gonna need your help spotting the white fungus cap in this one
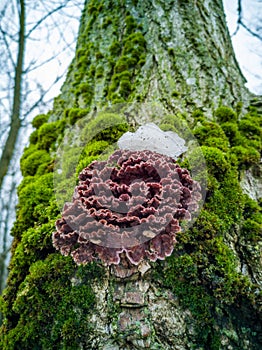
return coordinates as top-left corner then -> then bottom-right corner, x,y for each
117,122 -> 187,160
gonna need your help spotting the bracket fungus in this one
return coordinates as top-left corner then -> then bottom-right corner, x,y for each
53,148 -> 201,266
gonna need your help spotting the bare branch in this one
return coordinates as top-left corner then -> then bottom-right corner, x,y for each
239,19 -> 262,41
26,1 -> 71,38
0,26 -> 16,68
23,37 -> 76,74
21,69 -> 67,120
232,0 -> 242,37
0,0 -> 25,189
232,0 -> 262,41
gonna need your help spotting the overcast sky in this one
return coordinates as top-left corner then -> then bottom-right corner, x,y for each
223,0 -> 262,94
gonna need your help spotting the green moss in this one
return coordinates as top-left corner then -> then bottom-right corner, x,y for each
76,55 -> 90,70
11,173 -> 55,237
20,150 -> 51,177
246,139 -> 261,151
204,174 -> 220,198
209,107 -> 262,170
241,196 -> 262,243
107,30 -> 146,101
193,121 -> 228,148
154,255 -> 214,345
95,65 -> 104,78
138,55 -> 146,66
7,222 -> 55,283
168,47 -> 175,56
152,104 -> 260,346
109,40 -> 121,56
95,51 -> 103,60
125,15 -> 137,34
206,174 -> 244,227
2,254 -> 102,350
64,107 -> 89,125
111,96 -> 126,104
108,70 -> 131,98
123,32 -> 146,50
200,146 -> 229,181
32,114 -> 48,129
241,219 -> 261,242
28,129 -> 38,144
171,90 -> 180,98
76,48 -> 89,61
114,70 -> 132,82
153,107 -> 256,343
81,112 -> 128,143
158,123 -> 177,132
16,176 -> 34,196
101,17 -> 113,29
115,56 -> 137,73
19,144 -> 37,160
220,122 -> 240,145
202,136 -> 228,151
38,120 -> 65,150
89,64 -> 96,77
201,237 -> 251,304
154,198 -> 250,348
245,105 -> 261,122
214,106 -> 237,123
158,113 -> 193,140
184,210 -> 224,242
192,109 -> 205,121
119,79 -> 132,97
87,0 -> 101,15
76,155 -> 98,176
235,101 -> 243,116
114,57 -> 129,73
75,82 -> 93,99
238,118 -> 261,139
231,145 -> 260,169
82,140 -> 109,157
242,195 -> 262,221
76,140 -> 110,175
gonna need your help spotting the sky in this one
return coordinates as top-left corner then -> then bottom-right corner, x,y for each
223,0 -> 262,94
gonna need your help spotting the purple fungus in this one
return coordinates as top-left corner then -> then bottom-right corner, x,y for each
53,149 -> 201,266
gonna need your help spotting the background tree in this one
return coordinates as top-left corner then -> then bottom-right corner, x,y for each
0,0 -> 261,349
0,0 -> 83,293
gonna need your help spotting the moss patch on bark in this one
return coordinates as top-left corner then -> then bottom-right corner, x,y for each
1,102 -> 261,349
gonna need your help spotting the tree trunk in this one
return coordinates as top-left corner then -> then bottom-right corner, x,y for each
57,0 -> 251,114
0,0 -> 25,189
0,0 -> 25,297
0,1 -> 261,349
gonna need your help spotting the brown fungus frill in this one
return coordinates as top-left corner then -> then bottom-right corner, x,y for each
53,150 -> 201,266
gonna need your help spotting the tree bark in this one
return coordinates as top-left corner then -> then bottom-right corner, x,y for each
58,0 -> 251,114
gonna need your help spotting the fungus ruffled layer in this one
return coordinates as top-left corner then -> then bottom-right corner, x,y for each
53,149 -> 201,265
